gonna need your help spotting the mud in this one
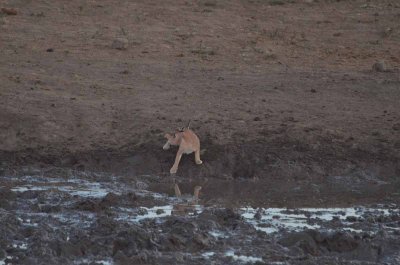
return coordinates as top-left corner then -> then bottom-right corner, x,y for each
0,171 -> 399,264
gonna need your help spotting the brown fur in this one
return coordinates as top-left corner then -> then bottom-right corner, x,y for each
163,129 -> 202,174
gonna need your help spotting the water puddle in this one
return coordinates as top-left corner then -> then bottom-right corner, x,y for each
115,204 -> 203,223
11,242 -> 28,250
112,203 -> 398,236
201,250 -> 263,263
75,258 -> 113,265
225,250 -> 263,263
3,175 -> 398,236
240,207 -> 398,234
9,176 -> 116,198
202,251 -> 215,258
1,173 -> 399,264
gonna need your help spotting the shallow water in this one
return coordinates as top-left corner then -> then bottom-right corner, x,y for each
9,176 -> 116,198
225,250 -> 263,263
1,174 -> 399,264
240,207 -> 395,234
4,175 -> 398,235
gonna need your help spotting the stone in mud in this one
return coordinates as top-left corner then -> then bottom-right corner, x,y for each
41,204 -> 61,213
138,250 -> 150,263
372,61 -> 387,72
113,251 -> 144,265
174,252 -> 184,262
0,17 -> 7,26
135,180 -> 149,190
127,191 -> 138,201
91,216 -> 120,235
1,8 -> 17,15
113,226 -> 156,255
74,199 -> 101,212
193,233 -> 213,248
112,38 -> 129,50
137,208 -> 148,215
51,240 -> 84,257
254,208 -> 264,220
18,190 -> 40,200
159,218 -> 215,252
278,231 -> 319,255
156,208 -> 165,215
0,188 -> 16,209
100,192 -> 119,207
376,229 -> 389,239
346,216 -> 358,222
196,214 -> 220,232
113,238 -> 138,257
206,208 -> 243,226
165,233 -> 187,249
309,230 -> 360,253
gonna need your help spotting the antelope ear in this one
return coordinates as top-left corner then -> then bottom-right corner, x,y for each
164,133 -> 172,139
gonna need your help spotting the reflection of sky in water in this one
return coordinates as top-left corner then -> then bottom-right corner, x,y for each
6,175 -> 399,237
16,211 -> 96,229
7,175 -> 168,200
225,250 -> 263,263
201,250 -> 263,263
116,205 -> 173,222
209,230 -> 229,238
76,258 -> 113,265
240,207 -> 396,234
202,251 -> 215,258
5,175 -> 399,265
115,204 -> 203,223
12,242 -> 28,250
11,181 -> 112,198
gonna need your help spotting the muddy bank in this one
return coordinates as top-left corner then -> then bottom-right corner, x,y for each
1,133 -> 399,206
2,134 -> 399,177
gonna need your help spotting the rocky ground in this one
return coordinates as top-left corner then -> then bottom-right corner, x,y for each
1,0 -> 400,264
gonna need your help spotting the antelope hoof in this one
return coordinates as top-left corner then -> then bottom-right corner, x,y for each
196,160 -> 203,165
170,167 -> 178,174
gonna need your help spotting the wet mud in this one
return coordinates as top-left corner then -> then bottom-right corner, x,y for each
1,170 -> 399,265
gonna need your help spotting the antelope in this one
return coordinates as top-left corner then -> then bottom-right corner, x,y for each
163,121 -> 202,174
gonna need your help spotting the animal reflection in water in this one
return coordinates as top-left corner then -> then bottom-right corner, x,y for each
171,184 -> 202,216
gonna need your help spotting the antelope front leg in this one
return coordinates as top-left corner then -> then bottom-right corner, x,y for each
195,149 -> 203,165
170,149 -> 183,174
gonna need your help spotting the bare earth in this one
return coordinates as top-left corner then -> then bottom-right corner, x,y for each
0,0 -> 400,264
